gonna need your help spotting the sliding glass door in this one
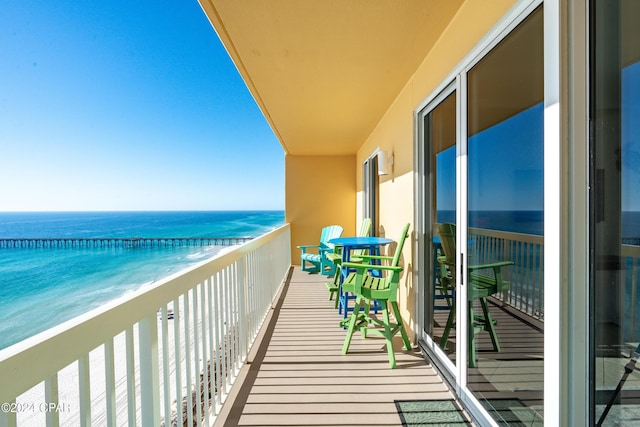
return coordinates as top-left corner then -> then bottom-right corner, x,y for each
466,6 -> 544,423
417,3 -> 545,425
591,1 -> 640,425
419,85 -> 458,369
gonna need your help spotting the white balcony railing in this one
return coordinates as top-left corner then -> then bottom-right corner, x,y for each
468,227 -> 545,321
466,229 -> 640,342
0,224 -> 291,427
621,243 -> 640,342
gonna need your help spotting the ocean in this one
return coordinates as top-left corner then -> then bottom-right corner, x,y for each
438,209 -> 640,240
4,209 -> 640,351
438,210 -> 544,236
0,211 -> 284,350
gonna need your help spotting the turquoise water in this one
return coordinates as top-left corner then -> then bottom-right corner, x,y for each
0,211 -> 284,350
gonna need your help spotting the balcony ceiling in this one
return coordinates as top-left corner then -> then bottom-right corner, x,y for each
199,0 -> 464,156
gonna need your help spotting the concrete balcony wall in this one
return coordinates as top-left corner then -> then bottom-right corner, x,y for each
285,154 -> 356,264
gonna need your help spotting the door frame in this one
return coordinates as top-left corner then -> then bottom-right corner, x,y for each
413,0 -> 554,425
414,79 -> 459,378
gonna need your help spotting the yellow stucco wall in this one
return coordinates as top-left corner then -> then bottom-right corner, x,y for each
285,155 -> 357,263
356,0 -> 517,337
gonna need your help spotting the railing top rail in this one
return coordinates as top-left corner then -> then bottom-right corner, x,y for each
0,223 -> 291,403
467,226 -> 544,245
622,243 -> 640,257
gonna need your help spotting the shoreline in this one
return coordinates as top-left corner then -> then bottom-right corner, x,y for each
0,244 -> 239,352
11,245 -> 240,425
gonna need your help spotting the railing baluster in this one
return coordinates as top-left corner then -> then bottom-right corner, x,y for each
519,240 -> 526,312
78,354 -> 91,427
183,291 -> 193,427
536,243 -> 542,316
226,265 -> 233,379
207,276 -> 218,414
256,252 -> 262,333
244,254 -> 255,342
201,279 -> 211,425
245,254 -> 253,343
235,261 -> 242,372
104,339 -> 116,427
512,240 -> 520,311
522,241 -> 528,312
238,258 -> 247,363
192,286 -> 202,427
521,240 -> 528,312
527,241 -> 535,313
255,251 -> 262,318
490,235 -> 497,263
631,259 -> 637,343
223,267 -> 231,394
230,264 -> 237,382
621,264 -> 629,341
173,297 -> 183,427
232,263 -> 240,375
138,314 -> 160,427
125,327 -> 137,427
213,272 -> 226,406
44,374 -> 59,427
524,241 -> 532,314
160,305 -> 171,427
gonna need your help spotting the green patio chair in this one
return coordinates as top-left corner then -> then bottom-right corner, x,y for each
437,222 -> 514,368
325,218 -> 372,304
340,223 -> 411,369
297,225 -> 343,275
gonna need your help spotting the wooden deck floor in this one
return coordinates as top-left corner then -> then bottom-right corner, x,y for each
214,267 -> 474,427
433,297 -> 545,424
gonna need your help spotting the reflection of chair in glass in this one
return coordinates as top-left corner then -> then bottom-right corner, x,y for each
437,223 -> 513,368
325,218 -> 372,304
298,225 -> 343,275
433,236 -> 454,314
340,223 -> 411,369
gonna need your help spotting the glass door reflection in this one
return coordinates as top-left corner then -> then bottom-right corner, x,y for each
466,5 -> 545,424
591,1 -> 640,425
425,90 -> 458,367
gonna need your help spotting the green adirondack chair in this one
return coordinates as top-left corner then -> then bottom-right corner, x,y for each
325,218 -> 372,304
340,223 -> 411,369
297,225 -> 343,275
437,222 -> 514,368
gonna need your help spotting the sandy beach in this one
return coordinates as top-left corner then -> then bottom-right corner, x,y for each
13,245 -> 241,426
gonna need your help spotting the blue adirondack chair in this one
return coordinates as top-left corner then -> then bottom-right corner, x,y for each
298,225 -> 343,275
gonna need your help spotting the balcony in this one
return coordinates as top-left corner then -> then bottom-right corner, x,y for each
212,267 -> 467,426
0,224 -> 560,426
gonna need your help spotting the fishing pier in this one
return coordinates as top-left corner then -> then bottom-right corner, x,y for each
0,237 -> 253,249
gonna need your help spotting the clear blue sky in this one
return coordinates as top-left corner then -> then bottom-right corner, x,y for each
436,103 -> 544,212
623,62 -> 640,211
0,0 -> 284,211
437,62 -> 640,213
